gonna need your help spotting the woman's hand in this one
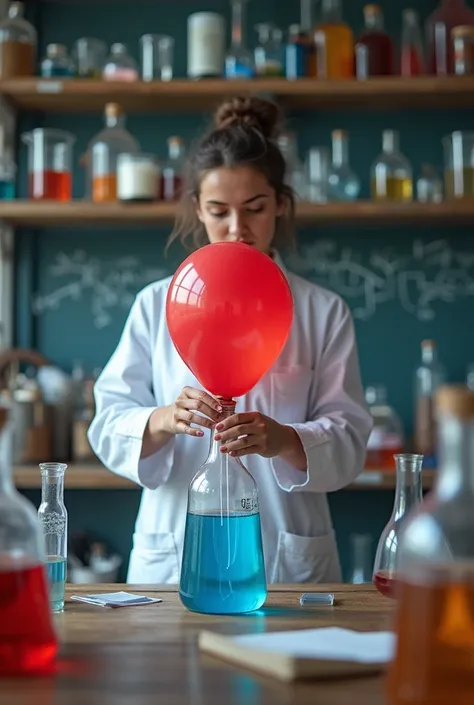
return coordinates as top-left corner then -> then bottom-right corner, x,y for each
162,386 -> 223,437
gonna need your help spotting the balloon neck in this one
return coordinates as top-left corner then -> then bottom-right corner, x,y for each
217,397 -> 236,417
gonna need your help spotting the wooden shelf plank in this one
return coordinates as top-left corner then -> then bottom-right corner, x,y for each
13,463 -> 436,491
1,200 -> 473,227
1,76 -> 474,112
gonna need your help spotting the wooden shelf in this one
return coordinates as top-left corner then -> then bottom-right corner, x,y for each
1,200 -> 474,228
1,76 -> 474,113
13,463 -> 436,491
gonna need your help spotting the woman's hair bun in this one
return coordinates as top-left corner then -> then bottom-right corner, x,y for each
214,96 -> 282,139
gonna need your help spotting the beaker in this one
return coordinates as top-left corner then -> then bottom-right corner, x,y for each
38,463 -> 68,613
373,453 -> 424,598
72,37 -> 107,78
140,34 -> 174,82
22,128 -> 75,201
179,399 -> 267,615
443,131 -> 474,200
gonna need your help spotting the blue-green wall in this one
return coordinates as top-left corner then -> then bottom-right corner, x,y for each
13,0 -> 474,580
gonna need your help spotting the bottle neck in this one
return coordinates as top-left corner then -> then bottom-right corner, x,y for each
106,114 -> 123,129
321,0 -> 342,24
436,416 -> 474,498
231,0 -> 245,48
392,455 -> 423,521
205,400 -> 236,463
168,141 -> 183,161
332,133 -> 348,167
40,466 -> 66,507
422,344 -> 436,365
382,130 -> 398,154
365,11 -> 384,31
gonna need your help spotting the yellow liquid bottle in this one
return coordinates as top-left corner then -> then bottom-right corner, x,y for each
314,0 -> 354,79
371,129 -> 413,202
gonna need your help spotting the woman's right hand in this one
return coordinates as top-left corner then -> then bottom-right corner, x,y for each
163,387 -> 223,437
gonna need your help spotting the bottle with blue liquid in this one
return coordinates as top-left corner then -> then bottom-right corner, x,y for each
225,0 -> 255,79
38,463 -> 68,613
0,124 -> 16,200
179,399 -> 267,614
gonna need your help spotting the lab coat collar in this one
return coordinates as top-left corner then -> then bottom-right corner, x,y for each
270,249 -> 288,278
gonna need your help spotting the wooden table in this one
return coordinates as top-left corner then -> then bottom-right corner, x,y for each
2,584 -> 395,705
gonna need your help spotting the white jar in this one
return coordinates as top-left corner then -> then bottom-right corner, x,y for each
187,12 -> 225,78
117,153 -> 159,202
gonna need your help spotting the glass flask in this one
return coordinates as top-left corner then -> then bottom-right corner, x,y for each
306,146 -> 330,203
40,43 -> 75,78
277,132 -> 307,201
400,9 -> 425,76
140,34 -> 174,81
328,129 -> 360,201
86,102 -> 140,202
357,3 -> 394,76
160,136 -> 185,201
414,339 -> 445,468
443,131 -> 474,200
225,0 -> 255,78
416,163 -> 443,203
22,128 -> 75,201
179,399 -> 267,615
314,0 -> 354,79
0,403 -> 58,677
0,1 -> 36,79
365,385 -> 404,471
373,453 -> 424,599
102,43 -> 138,81
72,37 -> 107,78
426,0 -> 474,75
38,463 -> 68,614
254,23 -> 284,76
371,130 -> 413,202
348,533 -> 373,584
387,385 -> 474,705
0,124 -> 16,200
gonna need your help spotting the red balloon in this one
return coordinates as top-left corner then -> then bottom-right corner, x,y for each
166,242 -> 293,399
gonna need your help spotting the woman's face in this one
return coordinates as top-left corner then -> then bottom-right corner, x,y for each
196,165 -> 285,255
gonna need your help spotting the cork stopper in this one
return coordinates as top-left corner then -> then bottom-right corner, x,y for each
452,25 -> 474,38
364,4 -> 381,14
105,103 -> 122,118
436,384 -> 474,420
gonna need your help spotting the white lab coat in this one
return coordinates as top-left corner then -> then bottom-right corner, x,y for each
88,251 -> 372,585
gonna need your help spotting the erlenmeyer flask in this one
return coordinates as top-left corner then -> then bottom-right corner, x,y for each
179,399 -> 267,614
0,402 -> 57,676
373,453 -> 424,598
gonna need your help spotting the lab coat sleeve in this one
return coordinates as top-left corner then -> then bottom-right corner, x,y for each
271,298 -> 373,493
87,289 -> 175,490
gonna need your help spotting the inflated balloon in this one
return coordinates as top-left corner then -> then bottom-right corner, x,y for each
166,242 -> 293,399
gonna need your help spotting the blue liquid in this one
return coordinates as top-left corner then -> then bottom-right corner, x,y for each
0,181 -> 14,200
180,512 -> 267,614
46,556 -> 66,612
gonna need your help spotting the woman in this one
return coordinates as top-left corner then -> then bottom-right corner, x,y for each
88,96 -> 373,585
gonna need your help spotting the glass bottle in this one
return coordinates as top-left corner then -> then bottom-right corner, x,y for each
161,136 -> 185,201
102,43 -> 138,81
285,24 -> 312,79
254,23 -> 284,76
400,9 -> 425,76
416,163 -> 443,203
40,43 -> 75,78
277,132 -> 307,201
443,131 -> 474,200
86,102 -> 140,203
179,399 -> 267,614
365,385 -> 404,471
387,385 -> 474,705
348,533 -> 373,584
414,339 -> 445,469
371,130 -> 413,202
0,124 -> 16,200
38,463 -> 68,613
306,146 -> 330,203
357,4 -> 394,76
0,1 -> 36,79
373,453 -> 424,599
225,0 -> 255,79
314,0 -> 354,79
426,0 -> 474,75
72,37 -> 107,79
467,362 -> 474,391
22,128 -> 75,201
187,12 -> 225,79
327,129 -> 360,201
0,403 -> 58,677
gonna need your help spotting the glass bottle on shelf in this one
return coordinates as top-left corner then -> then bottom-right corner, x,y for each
0,1 -> 36,79
300,0 -> 317,76
40,43 -> 75,78
0,403 -> 58,677
348,533 -> 373,584
400,9 -> 425,76
414,339 -> 445,469
387,386 -> 474,705
38,463 -> 68,613
327,129 -> 360,201
22,128 -> 75,201
365,385 -> 404,471
416,163 -> 443,203
86,102 -> 140,203
314,0 -> 354,79
426,0 -> 474,75
179,399 -> 267,614
187,12 -> 225,79
356,4 -> 394,76
306,146 -> 330,203
0,124 -> 16,200
225,0 -> 255,79
277,132 -> 307,201
102,43 -> 138,81
72,37 -> 107,79
285,24 -> 312,79
254,23 -> 284,76
161,136 -> 185,201
443,130 -> 474,199
373,453 -> 424,599
371,130 -> 413,202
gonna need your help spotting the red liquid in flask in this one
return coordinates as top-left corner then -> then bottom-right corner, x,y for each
373,569 -> 398,599
161,171 -> 183,201
0,561 -> 58,676
29,170 -> 72,201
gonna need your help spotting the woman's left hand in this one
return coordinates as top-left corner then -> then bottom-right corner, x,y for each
214,411 -> 301,463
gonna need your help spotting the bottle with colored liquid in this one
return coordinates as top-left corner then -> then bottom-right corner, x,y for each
371,129 -> 413,202
388,385 -> 474,705
161,136 -> 185,201
400,9 -> 425,76
40,43 -> 75,78
225,0 -> 255,78
0,123 -> 15,200
372,453 -> 424,599
314,0 -> 354,79
425,0 -> 474,75
38,463 -> 68,613
0,402 -> 58,677
254,23 -> 284,76
22,128 -> 75,201
179,398 -> 267,614
356,4 -> 394,76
